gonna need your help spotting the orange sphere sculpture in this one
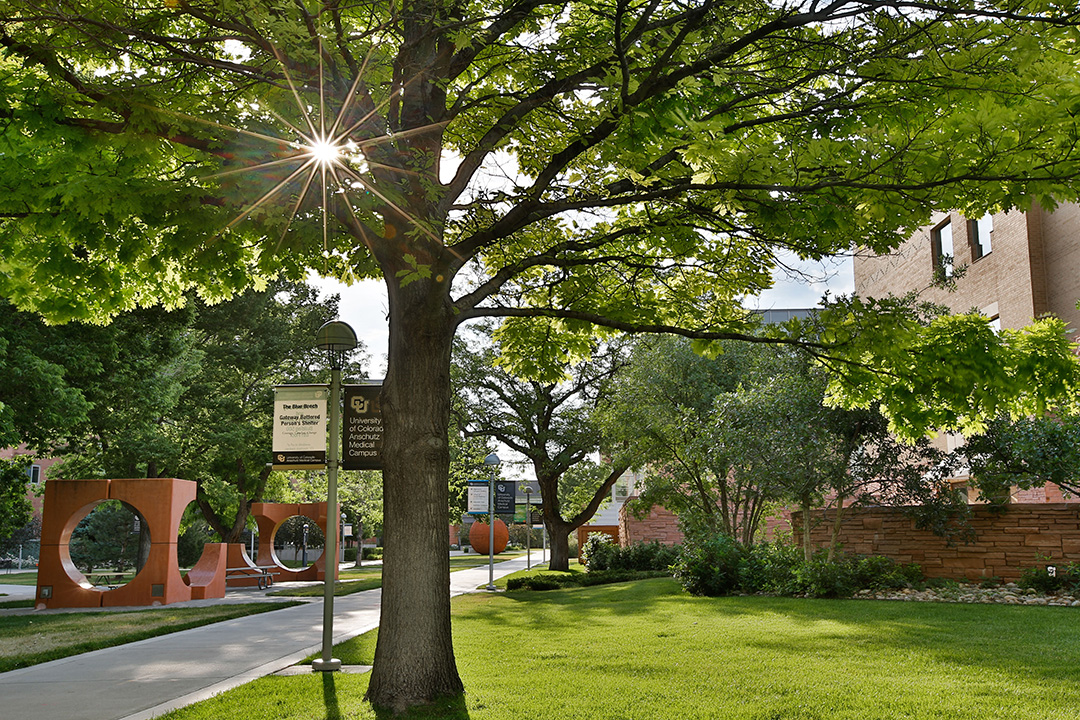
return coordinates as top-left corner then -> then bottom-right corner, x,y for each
469,518 -> 509,554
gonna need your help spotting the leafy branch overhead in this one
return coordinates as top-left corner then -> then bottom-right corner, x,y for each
6,0 -> 1080,712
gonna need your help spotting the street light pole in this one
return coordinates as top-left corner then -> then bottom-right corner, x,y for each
313,320 -> 357,673
523,485 -> 534,571
483,453 -> 501,590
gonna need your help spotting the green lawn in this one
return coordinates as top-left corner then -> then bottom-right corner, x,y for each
0,571 -> 39,586
157,577 -> 1080,719
270,553 -> 528,597
0,601 -> 300,673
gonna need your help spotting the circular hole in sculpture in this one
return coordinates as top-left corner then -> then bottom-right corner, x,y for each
273,515 -> 325,569
177,505 -> 216,576
67,500 -> 149,590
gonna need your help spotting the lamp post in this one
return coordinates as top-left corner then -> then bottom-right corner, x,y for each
313,320 -> 357,673
340,512 -> 347,563
483,452 -> 501,590
302,522 -> 309,566
522,485 -> 534,570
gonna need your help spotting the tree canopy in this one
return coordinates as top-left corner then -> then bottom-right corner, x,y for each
453,325 -> 635,570
5,0 -> 1080,711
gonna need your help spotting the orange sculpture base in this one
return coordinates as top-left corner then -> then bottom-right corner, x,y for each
36,478 -> 201,609
35,478 -> 337,609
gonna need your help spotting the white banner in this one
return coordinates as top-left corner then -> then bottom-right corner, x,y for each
272,385 -> 328,469
467,482 -> 489,514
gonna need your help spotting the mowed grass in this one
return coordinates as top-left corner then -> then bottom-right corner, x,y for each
270,553 -> 527,597
0,571 -> 39,586
157,577 -> 1080,720
0,601 -> 299,673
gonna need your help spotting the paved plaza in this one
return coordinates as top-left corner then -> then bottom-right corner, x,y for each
0,552 -> 541,720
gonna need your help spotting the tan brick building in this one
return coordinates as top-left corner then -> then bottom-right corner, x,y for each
855,202 -> 1080,503
854,203 -> 1080,334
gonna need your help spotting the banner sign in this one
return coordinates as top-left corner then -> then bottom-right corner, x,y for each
272,385 -> 327,469
494,480 -> 516,515
467,481 -> 489,515
343,384 -> 384,470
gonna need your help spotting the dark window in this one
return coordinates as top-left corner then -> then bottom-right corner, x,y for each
968,214 -> 993,260
932,219 -> 953,277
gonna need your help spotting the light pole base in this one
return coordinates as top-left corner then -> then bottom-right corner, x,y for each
312,658 -> 342,672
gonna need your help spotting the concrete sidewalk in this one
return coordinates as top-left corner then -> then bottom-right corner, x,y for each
0,551 -> 544,720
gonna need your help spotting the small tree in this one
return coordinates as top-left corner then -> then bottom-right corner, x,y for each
0,458 -> 34,547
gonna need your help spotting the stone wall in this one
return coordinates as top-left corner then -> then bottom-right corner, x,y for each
619,504 -> 682,546
792,504 -> 1080,581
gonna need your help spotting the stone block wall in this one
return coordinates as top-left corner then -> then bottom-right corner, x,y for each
620,504 -> 682,546
792,504 -> 1080,581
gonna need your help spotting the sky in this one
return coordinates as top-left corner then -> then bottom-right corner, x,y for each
314,253 -> 855,379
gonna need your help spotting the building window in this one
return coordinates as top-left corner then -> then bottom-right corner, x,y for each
931,219 -> 954,277
968,214 -> 993,260
26,464 -> 41,485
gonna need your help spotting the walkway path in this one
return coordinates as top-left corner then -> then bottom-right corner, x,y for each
0,552 -> 543,720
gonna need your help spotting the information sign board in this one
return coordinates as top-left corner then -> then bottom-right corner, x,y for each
343,384 -> 384,470
272,385 -> 327,469
467,481 -> 489,515
494,480 -> 516,515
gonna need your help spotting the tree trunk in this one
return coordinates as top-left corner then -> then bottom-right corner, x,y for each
136,521 -> 151,573
547,518 -> 575,572
800,494 -> 813,563
366,277 -> 462,712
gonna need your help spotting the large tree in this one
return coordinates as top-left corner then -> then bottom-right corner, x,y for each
454,326 -> 634,571
4,1 -> 1080,711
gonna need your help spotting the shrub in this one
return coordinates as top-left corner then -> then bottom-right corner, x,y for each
852,555 -> 921,591
580,533 -> 617,571
794,555 -> 858,598
1017,562 -> 1080,594
506,570 -> 669,591
582,540 -> 680,573
507,575 -> 569,591
672,534 -> 744,597
739,540 -> 802,595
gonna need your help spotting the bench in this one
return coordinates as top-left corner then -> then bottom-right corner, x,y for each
89,573 -> 126,589
225,566 -> 275,589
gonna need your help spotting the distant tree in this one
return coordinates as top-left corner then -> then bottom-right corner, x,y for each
0,458 -> 34,547
606,337 -> 968,554
68,500 -> 141,575
601,337 -> 766,544
453,327 -> 636,571
50,281 -> 364,544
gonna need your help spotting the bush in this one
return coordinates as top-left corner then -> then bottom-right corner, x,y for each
343,547 -> 357,562
672,534 -> 744,597
581,539 -> 680,573
1018,562 -> 1080,594
739,540 -> 803,595
852,555 -> 922,591
794,555 -> 858,598
580,533 -> 617,571
506,569 -> 671,592
507,575 -> 570,591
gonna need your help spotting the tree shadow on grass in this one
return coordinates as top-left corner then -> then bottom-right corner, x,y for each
464,579 -> 1080,692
